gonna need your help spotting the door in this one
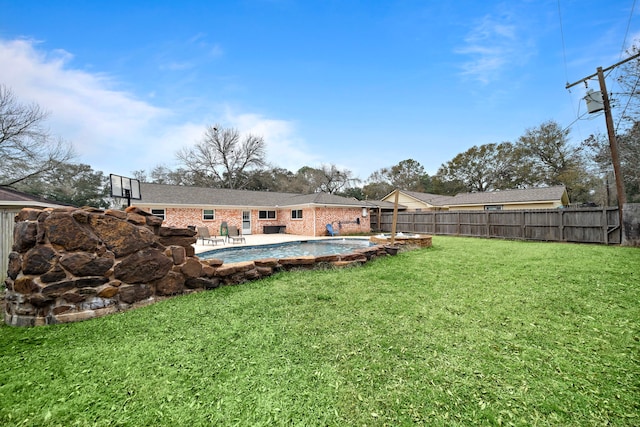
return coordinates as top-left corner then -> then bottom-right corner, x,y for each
242,210 -> 252,235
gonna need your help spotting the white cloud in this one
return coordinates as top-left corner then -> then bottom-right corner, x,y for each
0,38 -> 312,177
456,10 -> 533,84
222,109 -> 319,171
0,38 -> 170,174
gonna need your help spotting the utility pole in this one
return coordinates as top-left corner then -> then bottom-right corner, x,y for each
566,52 -> 640,228
596,66 -> 626,208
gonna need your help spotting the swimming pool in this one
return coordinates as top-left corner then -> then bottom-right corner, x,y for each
198,239 -> 374,264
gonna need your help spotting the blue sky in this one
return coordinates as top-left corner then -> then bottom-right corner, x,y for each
1,0 -> 638,183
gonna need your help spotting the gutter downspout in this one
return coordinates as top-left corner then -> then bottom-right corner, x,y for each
313,205 -> 317,236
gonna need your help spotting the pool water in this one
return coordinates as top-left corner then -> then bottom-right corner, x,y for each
198,239 -> 374,264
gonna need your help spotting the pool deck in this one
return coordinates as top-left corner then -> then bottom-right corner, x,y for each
193,234 -> 363,255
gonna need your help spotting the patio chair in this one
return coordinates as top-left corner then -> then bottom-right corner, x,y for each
196,226 -> 225,245
227,225 -> 246,244
326,223 -> 339,236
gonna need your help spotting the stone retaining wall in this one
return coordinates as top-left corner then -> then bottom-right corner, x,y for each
369,234 -> 433,247
4,206 -> 391,326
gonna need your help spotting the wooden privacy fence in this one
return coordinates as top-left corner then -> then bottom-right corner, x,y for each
1,209 -> 20,285
370,207 -> 621,245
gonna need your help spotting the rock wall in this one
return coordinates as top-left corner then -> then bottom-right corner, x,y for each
4,206 -> 389,326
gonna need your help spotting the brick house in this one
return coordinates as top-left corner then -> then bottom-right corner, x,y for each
134,183 -> 375,237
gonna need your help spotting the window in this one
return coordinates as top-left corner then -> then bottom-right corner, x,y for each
484,205 -> 503,211
258,210 -> 276,219
151,208 -> 165,220
202,209 -> 215,220
291,209 -> 303,219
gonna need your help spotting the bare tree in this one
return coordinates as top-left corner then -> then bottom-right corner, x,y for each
176,124 -> 267,189
291,164 -> 357,194
318,164 -> 358,194
0,84 -> 74,186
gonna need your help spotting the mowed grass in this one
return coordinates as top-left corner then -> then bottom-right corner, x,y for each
1,236 -> 639,426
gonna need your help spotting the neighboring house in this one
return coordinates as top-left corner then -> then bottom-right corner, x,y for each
379,191 -> 448,211
381,186 -> 570,211
1,186 -> 66,284
135,183 -> 375,237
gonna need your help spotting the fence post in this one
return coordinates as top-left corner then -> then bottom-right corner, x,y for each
602,207 -> 608,245
485,211 -> 490,237
433,211 -> 436,234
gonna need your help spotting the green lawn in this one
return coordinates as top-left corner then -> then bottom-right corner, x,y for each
1,236 -> 638,426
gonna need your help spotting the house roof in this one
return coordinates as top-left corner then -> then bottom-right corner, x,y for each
137,183 -> 374,208
383,186 -> 569,208
366,199 -> 404,210
445,186 -> 569,207
397,190 -> 455,207
0,186 -> 65,209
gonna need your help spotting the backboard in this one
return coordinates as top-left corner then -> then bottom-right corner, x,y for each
110,174 -> 141,202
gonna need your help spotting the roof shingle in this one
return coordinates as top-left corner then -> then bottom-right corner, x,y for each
138,183 -> 371,208
446,186 -> 568,206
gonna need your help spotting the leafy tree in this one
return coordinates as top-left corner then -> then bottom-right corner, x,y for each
289,166 -> 325,194
362,180 -> 394,200
176,124 -> 266,189
517,121 -> 578,185
0,84 -> 74,186
429,175 -> 468,196
388,159 -> 428,191
338,187 -> 365,200
242,167 -> 296,192
435,143 -> 506,192
431,121 -> 597,202
517,120 -> 595,202
617,122 -> 640,201
15,163 -> 110,208
583,123 -> 640,203
363,159 -> 429,199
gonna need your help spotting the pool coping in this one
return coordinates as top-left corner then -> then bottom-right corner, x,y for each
193,234 -> 365,255
197,237 -> 374,262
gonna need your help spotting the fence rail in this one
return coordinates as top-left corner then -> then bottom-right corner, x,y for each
370,207 -> 621,245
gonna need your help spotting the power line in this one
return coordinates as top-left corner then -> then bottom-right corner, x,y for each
614,68 -> 640,132
557,0 -> 570,86
614,0 -> 639,132
562,110 -> 595,134
619,0 -> 637,60
557,0 -> 586,140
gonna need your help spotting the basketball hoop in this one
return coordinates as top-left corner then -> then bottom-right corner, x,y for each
109,174 -> 141,207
